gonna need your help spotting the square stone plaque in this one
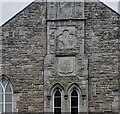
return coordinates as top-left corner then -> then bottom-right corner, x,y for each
57,56 -> 76,76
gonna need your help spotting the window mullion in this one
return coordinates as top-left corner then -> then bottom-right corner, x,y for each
3,86 -> 5,112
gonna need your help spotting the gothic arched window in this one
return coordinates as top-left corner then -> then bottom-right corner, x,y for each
0,79 -> 13,113
71,89 -> 79,114
54,90 -> 61,114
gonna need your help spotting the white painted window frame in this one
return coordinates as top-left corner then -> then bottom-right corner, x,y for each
53,89 -> 62,113
0,80 -> 13,113
70,89 -> 80,113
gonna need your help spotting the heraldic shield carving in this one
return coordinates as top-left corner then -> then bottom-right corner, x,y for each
57,57 -> 75,76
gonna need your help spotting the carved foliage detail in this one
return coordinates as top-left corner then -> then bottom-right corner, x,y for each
57,29 -> 76,49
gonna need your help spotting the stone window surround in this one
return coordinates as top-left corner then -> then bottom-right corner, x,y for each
47,83 -> 85,112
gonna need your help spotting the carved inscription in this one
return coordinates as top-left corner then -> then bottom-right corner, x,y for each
57,57 -> 75,76
57,28 -> 76,49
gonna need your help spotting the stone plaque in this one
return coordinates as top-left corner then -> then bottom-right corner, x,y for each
56,27 -> 76,49
57,57 -> 75,76
58,2 -> 75,19
47,2 -> 84,19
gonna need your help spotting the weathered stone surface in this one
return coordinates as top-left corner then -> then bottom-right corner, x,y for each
47,2 -> 84,19
56,27 -> 76,49
85,1 -> 120,112
1,2 -> 46,112
1,1 -> 120,113
57,56 -> 76,76
44,2 -> 88,113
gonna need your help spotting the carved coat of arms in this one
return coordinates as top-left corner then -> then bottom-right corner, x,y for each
57,57 -> 75,76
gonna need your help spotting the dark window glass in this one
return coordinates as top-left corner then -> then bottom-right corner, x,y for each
55,90 -> 61,96
71,97 -> 78,106
71,89 -> 78,96
55,98 -> 61,107
71,108 -> 78,114
54,90 -> 61,114
54,108 -> 61,114
71,89 -> 78,114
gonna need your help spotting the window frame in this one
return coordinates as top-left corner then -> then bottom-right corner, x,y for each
53,89 -> 62,113
0,80 -> 13,113
70,89 -> 79,113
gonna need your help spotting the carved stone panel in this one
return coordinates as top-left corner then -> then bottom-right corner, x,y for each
57,57 -> 76,76
47,2 -> 57,19
47,2 -> 84,19
58,2 -> 75,19
56,27 -> 76,49
47,21 -> 84,54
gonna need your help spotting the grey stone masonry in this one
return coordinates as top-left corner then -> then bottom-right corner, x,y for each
44,2 -> 88,113
85,1 -> 120,112
1,0 -> 120,113
1,2 -> 46,112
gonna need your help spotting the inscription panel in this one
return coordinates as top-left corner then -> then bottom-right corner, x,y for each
57,57 -> 76,76
47,2 -> 84,19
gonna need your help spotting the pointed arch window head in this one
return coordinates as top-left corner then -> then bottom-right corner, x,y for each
0,78 -> 13,113
54,90 -> 61,114
71,89 -> 78,114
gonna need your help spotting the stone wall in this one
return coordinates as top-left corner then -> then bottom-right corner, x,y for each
1,2 -> 46,112
44,2 -> 88,113
1,1 -> 120,113
85,1 -> 120,112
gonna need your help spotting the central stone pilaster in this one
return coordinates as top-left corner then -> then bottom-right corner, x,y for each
44,1 -> 88,113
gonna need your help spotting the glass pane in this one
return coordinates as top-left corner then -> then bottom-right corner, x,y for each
0,85 -> 3,92
71,90 -> 78,113
71,97 -> 78,106
5,104 -> 12,112
5,94 -> 12,102
0,93 -> 3,102
54,98 -> 61,107
55,90 -> 61,96
0,104 -> 3,113
6,85 -> 12,92
71,90 -> 78,96
54,90 -> 61,108
54,108 -> 61,114
2,80 -> 7,87
71,108 -> 78,114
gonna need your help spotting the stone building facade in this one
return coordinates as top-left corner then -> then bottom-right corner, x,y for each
0,0 -> 120,113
